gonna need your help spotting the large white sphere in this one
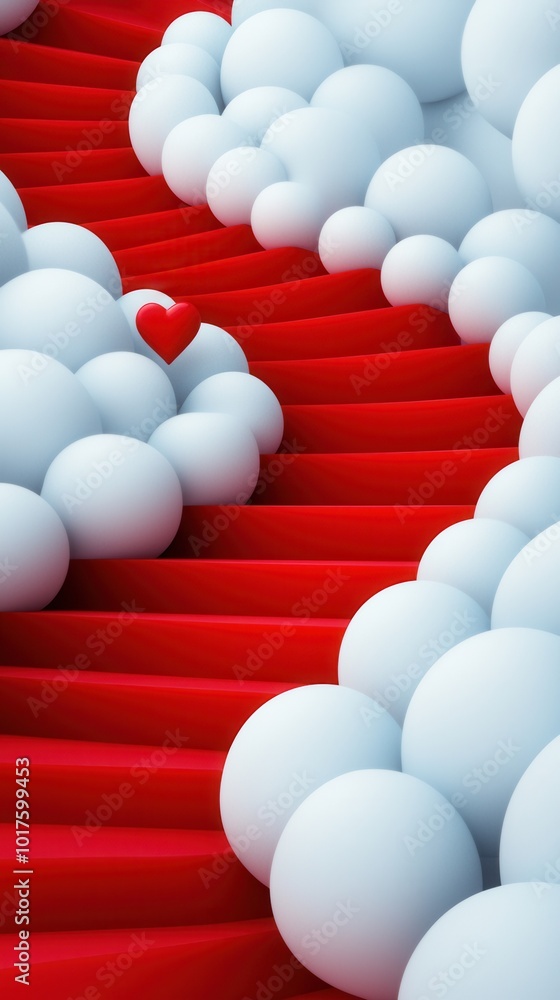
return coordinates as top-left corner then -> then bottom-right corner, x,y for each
338,580 -> 489,727
129,75 -> 218,176
41,434 -> 183,558
181,371 -> 283,454
162,114 -> 248,206
162,11 -> 232,64
0,0 -> 39,35
511,318 -> 560,417
311,65 -> 424,162
448,257 -> 545,344
231,0 -> 324,27
148,412 -> 260,506
0,169 -> 27,231
0,484 -> 69,612
206,147 -> 287,226
318,206 -> 396,274
0,203 -> 28,287
22,223 -> 122,297
271,769 -> 481,1000
500,736 -> 560,886
365,145 -> 491,247
475,457 -> 560,539
417,518 -> 529,616
489,311 -> 552,394
220,685 -> 401,886
399,883 -> 560,1000
381,235 -> 462,311
222,87 -> 308,145
513,66 -> 560,224
0,349 -> 101,492
402,627 -> 560,856
492,523 -> 560,635
220,10 -> 343,105
136,44 -> 221,107
0,269 -> 133,370
75,352 -> 176,442
519,377 -> 560,460
251,181 -> 326,252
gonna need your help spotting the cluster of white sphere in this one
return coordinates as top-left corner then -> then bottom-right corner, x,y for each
0,171 -> 283,611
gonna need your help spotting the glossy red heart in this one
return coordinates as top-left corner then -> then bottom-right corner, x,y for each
136,301 -> 202,364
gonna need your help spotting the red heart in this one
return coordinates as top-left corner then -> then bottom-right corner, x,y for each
136,302 -> 202,364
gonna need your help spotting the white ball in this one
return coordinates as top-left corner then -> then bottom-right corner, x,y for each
222,86 -> 308,145
501,736 -> 560,886
271,769 -> 481,1000
399,883 -> 560,1000
318,207 -> 396,274
0,203 -> 28,287
231,0 -> 324,27
0,483 -> 69,611
0,349 -> 101,492
448,257 -> 546,344
148,412 -> 260,505
311,65 -> 424,162
75,352 -> 176,442
338,580 -> 489,727
381,235 -> 462,311
220,10 -> 343,105
402,627 -> 560,856
365,145 -> 491,247
511,318 -> 560,417
462,0 -> 560,137
41,434 -> 183,558
162,114 -> 248,206
489,311 -> 552,394
0,169 -> 27,231
251,181 -> 326,252
0,269 -> 133,370
417,518 -> 530,616
136,44 -> 221,107
129,75 -> 218,176
492,522 -> 560,635
475,457 -> 560,539
519,377 -> 560,460
513,65 -> 560,225
162,11 -> 232,64
22,223 -> 122,297
181,371 -> 283,454
220,684 -> 401,886
0,0 -> 39,35
117,288 -> 174,335
206,147 -> 287,226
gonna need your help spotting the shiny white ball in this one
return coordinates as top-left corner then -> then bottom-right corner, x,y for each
0,203 -> 28,287
492,522 -> 560,635
222,86 -> 308,145
22,222 -> 121,297
75,352 -> 176,442
162,11 -> 232,64
0,483 -> 69,612
251,181 -> 326,252
181,371 -> 283,454
318,207 -> 396,274
381,235 -> 462,311
500,735 -> 560,886
489,311 -> 551,394
513,65 -> 560,225
136,44 -> 221,107
129,75 -> 218,176
475,457 -> 560,539
0,169 -> 27,231
519,377 -> 560,460
0,0 -> 39,35
511,318 -> 560,417
206,147 -> 287,227
162,114 -> 248,206
448,257 -> 545,344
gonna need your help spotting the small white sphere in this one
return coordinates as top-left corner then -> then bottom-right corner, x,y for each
0,203 -> 28,287
0,0 -> 39,35
136,44 -> 221,107
148,411 -> 260,505
500,736 -> 560,886
0,169 -> 27,231
41,434 -> 183,558
381,235 -> 462,311
162,114 -> 248,206
365,145 -> 491,247
220,684 -> 401,885
0,483 -> 69,612
0,349 -> 101,492
448,257 -> 545,344
311,65 -> 424,162
22,223 -> 122,297
492,522 -> 560,635
129,75 -> 218,176
513,65 -> 560,225
181,371 -> 283,454
519,377 -> 560,460
251,181 -> 326,252
399,883 -> 560,1000
511,318 -> 560,417
220,10 -> 343,105
0,269 -> 133,370
417,518 -> 530,615
222,86 -> 308,145
402,627 -> 560,856
206,147 -> 287,226
162,11 -> 232,64
338,580 -> 489,727
475,457 -> 560,539
271,769 -> 481,1000
75,352 -> 176,442
489,311 -> 552,394
117,288 -> 174,337
318,207 -> 396,274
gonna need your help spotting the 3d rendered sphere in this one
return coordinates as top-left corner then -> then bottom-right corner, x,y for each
475,456 -> 560,539
489,311 -> 551,394
519,377 -> 560,460
0,0 -> 39,35
22,222 -> 122,297
380,235 -> 462,311
251,181 -> 326,252
222,86 -> 308,145
181,371 -> 284,454
501,735 -> 560,887
206,147 -> 287,226
492,521 -> 560,636
129,74 -> 218,176
448,257 -> 545,344
0,168 -> 27,231
319,207 -> 396,274
0,483 -> 69,612
162,114 -> 248,205
75,352 -> 177,442
136,44 -> 222,107
513,66 -> 560,225
510,317 -> 560,417
162,11 -> 232,63
0,202 -> 28,288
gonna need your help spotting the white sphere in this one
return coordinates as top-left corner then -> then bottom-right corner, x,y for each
475,457 -> 560,539
492,522 -> 560,635
41,434 -> 183,558
75,352 -> 176,442
22,223 -> 122,297
318,207 -> 396,274
519,377 -> 560,460
181,371 -> 283,454
448,257 -> 545,344
206,147 -> 287,227
511,318 -> 560,417
251,181 -> 326,252
399,883 -> 560,1000
0,269 -> 133,370
311,65 -> 424,162
513,66 -> 560,225
500,736 -> 560,886
148,412 -> 260,505
271,769 -> 481,1000
162,114 -> 248,206
417,518 -> 529,616
0,169 -> 27,231
381,235 -> 462,311
402,627 -> 560,856
0,349 -> 101,492
0,483 -> 69,611
0,203 -> 28,287
222,86 -> 308,145
220,10 -> 343,105
220,684 -> 401,886
365,145 -> 491,247
117,288 -> 174,336
231,0 -> 324,27
0,0 -> 39,35
462,0 -> 560,137
489,311 -> 552,394
338,580 -> 489,727
136,44 -> 221,107
162,11 -> 232,64
129,75 -> 218,176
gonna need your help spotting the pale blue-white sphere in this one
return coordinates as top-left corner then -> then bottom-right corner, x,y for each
0,483 -> 69,611
251,180 -> 326,252
448,257 -> 545,343
492,521 -> 560,635
162,114 -> 248,205
519,376 -> 560,460
475,457 -> 560,538
319,207 -> 396,274
511,317 -> 560,416
0,203 -> 28,287
500,736 -> 560,887
75,352 -> 177,442
162,11 -> 232,63
181,371 -> 283,454
0,168 -> 27,231
22,222 -> 122,297
206,147 -> 287,226
129,75 -> 218,176
381,235 -> 462,311
222,86 -> 308,145
489,311 -> 551,394
136,44 -> 222,107
512,66 -> 560,223
0,0 -> 39,35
